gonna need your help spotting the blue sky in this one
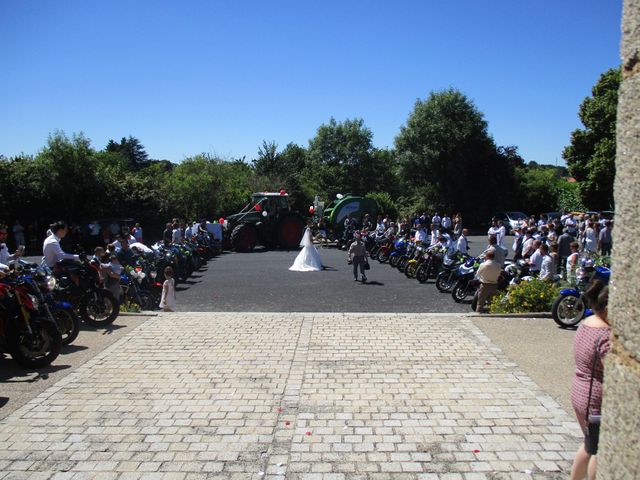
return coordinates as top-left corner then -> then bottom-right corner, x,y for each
0,1 -> 622,165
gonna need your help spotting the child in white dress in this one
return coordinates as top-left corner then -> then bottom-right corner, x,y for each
159,266 -> 177,312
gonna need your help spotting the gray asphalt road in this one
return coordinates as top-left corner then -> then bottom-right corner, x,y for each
177,235 -> 491,313
0,315 -> 149,420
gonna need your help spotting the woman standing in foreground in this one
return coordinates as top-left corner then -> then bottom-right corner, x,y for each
570,280 -> 610,480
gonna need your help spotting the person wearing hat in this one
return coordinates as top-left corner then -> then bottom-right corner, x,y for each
347,232 -> 369,282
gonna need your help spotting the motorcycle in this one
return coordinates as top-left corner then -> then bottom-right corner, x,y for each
551,259 -> 611,328
388,237 -> 408,268
120,266 -> 160,311
17,261 -> 80,345
451,257 -> 481,303
52,258 -> 120,327
415,244 -> 448,283
435,251 -> 469,292
0,275 -> 62,368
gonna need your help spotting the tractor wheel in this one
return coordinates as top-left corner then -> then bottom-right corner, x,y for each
277,215 -> 305,250
231,224 -> 257,252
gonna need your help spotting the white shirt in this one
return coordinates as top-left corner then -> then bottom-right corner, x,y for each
431,215 -> 441,227
529,249 -> 543,272
430,230 -> 440,246
585,228 -> 597,252
496,226 -> 506,247
540,254 -> 554,280
43,235 -> 79,268
0,243 -> 18,265
522,237 -> 534,255
185,226 -> 193,239
172,228 -> 183,243
414,228 -> 427,243
113,234 -> 136,252
456,235 -> 468,253
488,226 -> 499,238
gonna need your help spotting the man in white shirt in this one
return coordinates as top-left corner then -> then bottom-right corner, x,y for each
429,224 -> 440,246
475,250 -> 502,312
441,214 -> 452,234
184,222 -> 194,240
456,228 -> 469,253
43,221 -> 80,268
539,243 -> 555,281
431,213 -> 441,230
414,224 -> 427,243
527,240 -> 544,275
0,224 -> 22,265
496,221 -> 507,248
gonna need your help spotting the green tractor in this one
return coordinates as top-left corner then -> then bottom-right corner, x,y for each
225,192 -> 306,252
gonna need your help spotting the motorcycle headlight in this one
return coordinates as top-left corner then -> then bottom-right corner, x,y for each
46,276 -> 57,291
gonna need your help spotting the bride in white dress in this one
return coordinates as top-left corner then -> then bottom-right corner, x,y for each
289,227 -> 323,272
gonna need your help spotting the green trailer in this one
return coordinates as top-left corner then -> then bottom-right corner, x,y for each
321,195 -> 379,234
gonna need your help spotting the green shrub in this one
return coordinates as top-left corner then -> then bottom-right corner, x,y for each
488,278 -> 561,314
120,300 -> 141,313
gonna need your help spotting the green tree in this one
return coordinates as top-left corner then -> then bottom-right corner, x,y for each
307,117 -> 378,198
395,89 -> 518,222
514,165 -> 564,215
106,136 -> 150,170
562,68 -> 620,210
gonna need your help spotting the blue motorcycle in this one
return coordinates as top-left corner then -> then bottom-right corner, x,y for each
17,260 -> 80,345
551,260 -> 611,328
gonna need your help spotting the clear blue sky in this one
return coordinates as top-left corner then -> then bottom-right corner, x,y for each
0,0 -> 622,165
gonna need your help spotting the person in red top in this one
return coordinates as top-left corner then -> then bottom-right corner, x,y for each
570,280 -> 610,480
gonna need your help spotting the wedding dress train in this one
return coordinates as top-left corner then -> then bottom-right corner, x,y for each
289,228 -> 323,272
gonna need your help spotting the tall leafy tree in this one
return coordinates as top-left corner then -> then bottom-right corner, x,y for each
395,89 -> 517,222
106,136 -> 150,170
307,118 -> 378,198
562,68 -> 620,210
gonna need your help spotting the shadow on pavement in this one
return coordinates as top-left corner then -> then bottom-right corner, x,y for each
0,360 -> 71,383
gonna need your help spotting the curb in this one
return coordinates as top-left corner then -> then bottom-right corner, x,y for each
118,311 -> 159,317
469,312 -> 552,319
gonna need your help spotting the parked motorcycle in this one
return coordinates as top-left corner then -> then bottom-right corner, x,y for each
17,261 -> 80,345
52,258 -> 119,327
551,259 -> 611,328
0,275 -> 62,368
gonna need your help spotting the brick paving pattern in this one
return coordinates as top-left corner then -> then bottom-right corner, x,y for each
0,313 -> 582,479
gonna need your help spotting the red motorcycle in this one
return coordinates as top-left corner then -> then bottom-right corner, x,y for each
0,279 -> 62,368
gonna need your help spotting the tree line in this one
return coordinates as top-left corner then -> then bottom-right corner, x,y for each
0,69 -> 618,239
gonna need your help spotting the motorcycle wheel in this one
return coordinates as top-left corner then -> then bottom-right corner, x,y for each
436,272 -> 454,292
397,257 -> 408,273
378,250 -> 390,264
10,320 -> 62,368
451,280 -> 468,303
53,309 -> 80,345
405,262 -> 418,278
552,295 -> 585,328
389,255 -> 400,268
416,265 -> 428,283
370,247 -> 380,261
81,289 -> 120,327
138,290 -> 158,311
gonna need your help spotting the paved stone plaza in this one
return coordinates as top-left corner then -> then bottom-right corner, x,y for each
0,313 -> 582,479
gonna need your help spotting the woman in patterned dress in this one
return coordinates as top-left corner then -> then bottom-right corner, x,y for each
570,280 -> 610,480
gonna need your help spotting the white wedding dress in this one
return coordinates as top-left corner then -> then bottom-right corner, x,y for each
289,228 -> 323,272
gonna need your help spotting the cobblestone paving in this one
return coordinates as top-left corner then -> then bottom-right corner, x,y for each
0,313 -> 581,480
